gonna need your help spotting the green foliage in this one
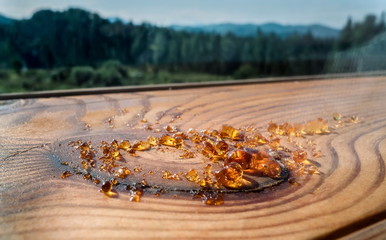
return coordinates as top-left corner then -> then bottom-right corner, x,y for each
69,66 -> 95,87
0,8 -> 385,93
0,7 -> 338,76
95,60 -> 128,86
0,69 -> 9,79
0,62 -> 231,93
233,64 -> 257,79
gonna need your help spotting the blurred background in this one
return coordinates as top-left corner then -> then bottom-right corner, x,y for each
0,0 -> 385,93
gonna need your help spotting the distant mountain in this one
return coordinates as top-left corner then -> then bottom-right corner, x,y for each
0,14 -> 14,25
170,23 -> 340,38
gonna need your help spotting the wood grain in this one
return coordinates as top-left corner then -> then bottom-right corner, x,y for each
1,76 -> 386,239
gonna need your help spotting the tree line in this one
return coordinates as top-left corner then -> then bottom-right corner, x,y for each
0,8 -> 385,89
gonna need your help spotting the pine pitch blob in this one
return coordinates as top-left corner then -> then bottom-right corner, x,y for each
53,113 -> 360,205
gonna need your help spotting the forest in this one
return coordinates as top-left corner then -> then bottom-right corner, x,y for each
0,8 -> 385,92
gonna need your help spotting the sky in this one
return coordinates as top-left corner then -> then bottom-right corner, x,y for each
0,0 -> 385,28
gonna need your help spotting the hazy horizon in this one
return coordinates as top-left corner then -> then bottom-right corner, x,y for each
0,0 -> 385,28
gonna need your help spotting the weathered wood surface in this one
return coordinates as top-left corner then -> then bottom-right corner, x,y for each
1,76 -> 386,239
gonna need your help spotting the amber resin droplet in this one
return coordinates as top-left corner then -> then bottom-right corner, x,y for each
201,140 -> 217,157
293,149 -> 308,163
215,162 -> 244,189
162,170 -> 180,180
304,118 -> 330,135
100,181 -> 118,197
81,160 -> 89,170
146,136 -> 159,146
83,173 -> 92,180
254,134 -> 268,144
80,151 -> 94,161
165,125 -> 178,133
282,123 -> 295,136
226,149 -> 252,169
201,191 -> 224,206
115,167 -> 132,179
93,179 -> 100,184
103,190 -> 118,198
247,148 -> 271,170
101,181 -> 112,192
111,179 -> 118,185
215,140 -> 229,155
159,134 -> 182,148
267,122 -> 279,134
111,139 -> 119,149
61,171 -> 72,179
185,169 -> 200,182
220,125 -> 244,141
350,115 -> 359,123
289,178 -> 301,186
333,112 -> 342,121
269,138 -> 281,150
255,159 -> 282,178
119,140 -> 131,150
79,142 -> 91,151
129,188 -> 143,202
132,141 -> 151,151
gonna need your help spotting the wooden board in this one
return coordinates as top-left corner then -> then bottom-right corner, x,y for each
1,76 -> 386,239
